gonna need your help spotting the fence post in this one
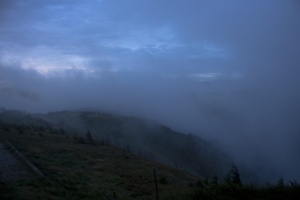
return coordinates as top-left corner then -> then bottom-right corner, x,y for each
153,168 -> 159,200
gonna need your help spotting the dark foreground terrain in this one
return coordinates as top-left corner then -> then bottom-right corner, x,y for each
0,117 -> 299,199
0,123 -> 200,199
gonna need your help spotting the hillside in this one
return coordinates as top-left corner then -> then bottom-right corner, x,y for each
0,109 -> 231,178
1,111 -> 299,200
0,123 -> 199,199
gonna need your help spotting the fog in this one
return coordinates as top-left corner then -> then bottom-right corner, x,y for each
1,0 -> 300,182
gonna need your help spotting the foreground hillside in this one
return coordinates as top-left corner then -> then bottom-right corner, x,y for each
1,113 -> 299,200
0,109 -> 230,178
0,123 -> 199,199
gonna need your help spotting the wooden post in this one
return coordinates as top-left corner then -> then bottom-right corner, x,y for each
153,168 -> 159,200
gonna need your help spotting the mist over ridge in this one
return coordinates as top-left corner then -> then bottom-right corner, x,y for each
1,0 -> 300,183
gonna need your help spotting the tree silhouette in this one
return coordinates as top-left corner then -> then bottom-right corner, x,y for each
225,164 -> 242,186
86,129 -> 94,144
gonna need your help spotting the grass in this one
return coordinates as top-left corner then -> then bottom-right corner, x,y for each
2,124 -> 299,200
0,124 -> 198,200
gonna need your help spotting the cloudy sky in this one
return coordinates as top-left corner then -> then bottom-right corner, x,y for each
1,0 -> 300,181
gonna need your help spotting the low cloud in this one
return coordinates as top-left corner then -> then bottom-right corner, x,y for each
0,0 -> 300,182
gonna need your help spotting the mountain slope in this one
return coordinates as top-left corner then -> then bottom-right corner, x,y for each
41,111 -> 230,177
0,123 -> 198,200
0,109 -> 231,177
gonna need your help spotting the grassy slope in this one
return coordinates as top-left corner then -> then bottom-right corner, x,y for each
0,125 -> 199,200
41,111 -> 229,178
0,110 -> 230,178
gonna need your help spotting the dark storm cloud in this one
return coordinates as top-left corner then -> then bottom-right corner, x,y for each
0,0 -> 300,182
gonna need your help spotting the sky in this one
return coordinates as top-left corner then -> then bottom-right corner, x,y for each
1,0 -> 300,182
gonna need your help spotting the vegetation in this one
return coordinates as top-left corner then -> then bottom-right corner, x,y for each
0,110 -> 230,178
42,111 -> 230,177
224,164 -> 241,186
0,123 -> 197,199
190,178 -> 300,200
187,164 -> 300,199
0,111 -> 299,199
85,129 -> 95,145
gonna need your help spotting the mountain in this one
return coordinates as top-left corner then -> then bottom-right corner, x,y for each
1,121 -> 299,199
0,109 -> 231,177
0,122 -> 199,199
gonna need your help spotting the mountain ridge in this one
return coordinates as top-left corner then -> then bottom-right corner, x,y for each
0,109 -> 231,178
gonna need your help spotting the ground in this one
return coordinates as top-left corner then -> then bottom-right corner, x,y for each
0,142 -> 29,182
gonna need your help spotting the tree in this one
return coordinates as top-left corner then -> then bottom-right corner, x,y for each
225,164 -> 242,186
277,177 -> 284,187
86,129 -> 94,144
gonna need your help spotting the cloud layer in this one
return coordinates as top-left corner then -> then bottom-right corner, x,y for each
1,0 -> 300,182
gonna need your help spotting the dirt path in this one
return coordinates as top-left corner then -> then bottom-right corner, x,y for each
0,143 -> 28,182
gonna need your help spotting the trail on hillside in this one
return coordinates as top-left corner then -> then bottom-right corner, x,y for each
0,143 -> 28,182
